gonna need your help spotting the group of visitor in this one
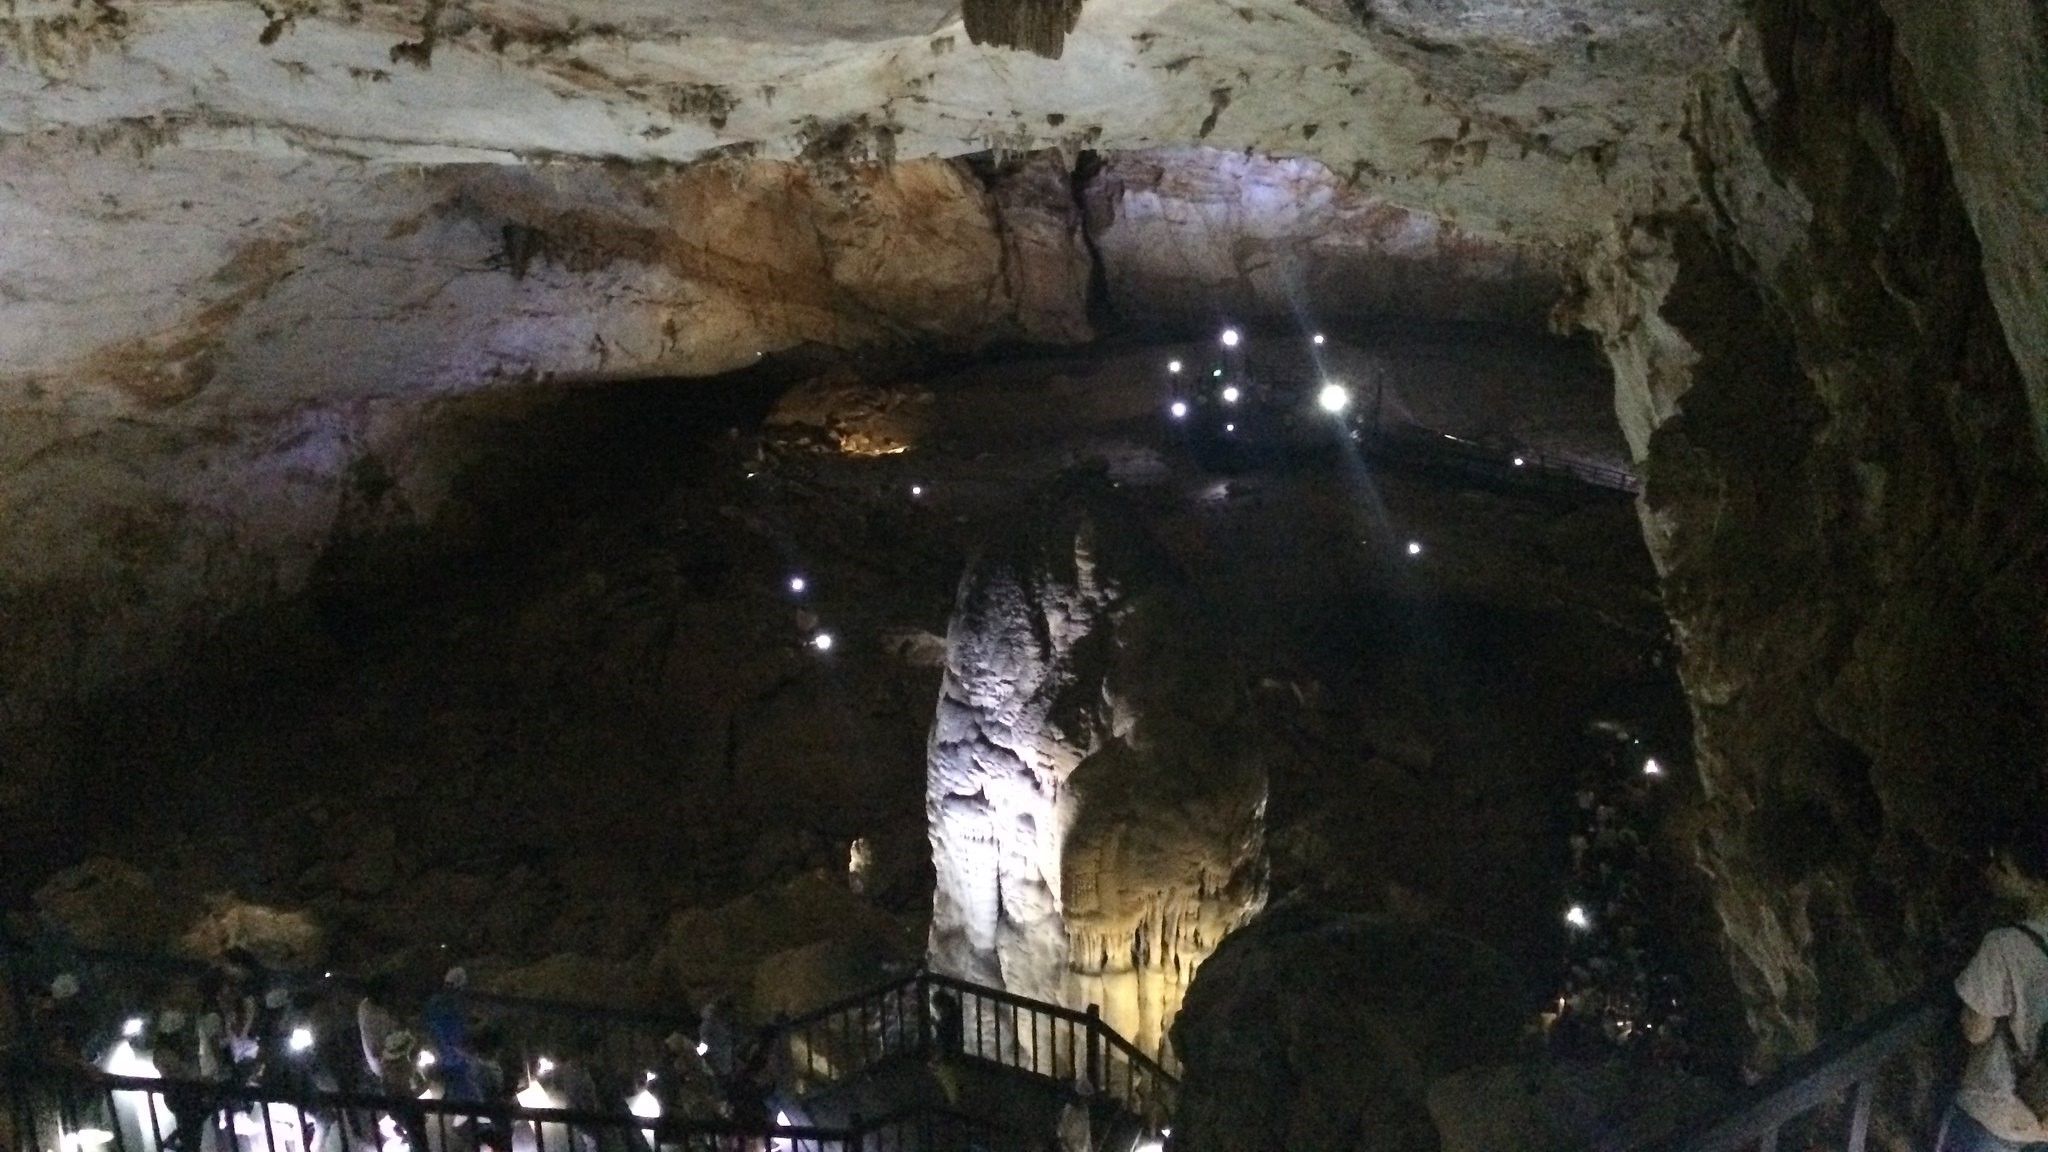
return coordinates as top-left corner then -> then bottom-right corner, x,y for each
6,947 -> 795,1152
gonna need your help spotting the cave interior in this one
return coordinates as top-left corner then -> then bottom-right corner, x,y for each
2,0 -> 2045,1150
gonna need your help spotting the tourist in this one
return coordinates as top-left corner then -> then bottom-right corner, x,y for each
423,968 -> 481,1103
1939,838 -> 2048,1152
359,977 -> 402,1081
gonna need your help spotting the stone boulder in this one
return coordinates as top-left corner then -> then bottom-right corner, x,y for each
33,858 -> 194,953
1427,1059 -> 1724,1152
1170,909 -> 1527,1152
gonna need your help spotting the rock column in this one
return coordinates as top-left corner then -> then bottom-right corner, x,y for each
926,485 -> 1266,1061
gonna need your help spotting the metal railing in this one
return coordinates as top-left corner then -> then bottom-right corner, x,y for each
1361,424 -> 1642,495
773,972 -> 1176,1126
1606,986 -> 1952,1152
3,937 -> 1175,1142
0,1063 -> 1030,1152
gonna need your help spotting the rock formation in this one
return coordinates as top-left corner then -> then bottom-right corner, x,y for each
926,480 -> 1267,1058
1169,909 -> 1526,1152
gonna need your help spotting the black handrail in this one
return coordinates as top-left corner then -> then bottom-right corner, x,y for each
1605,984 -> 1953,1152
4,935 -> 1177,1127
1,1061 -> 1044,1152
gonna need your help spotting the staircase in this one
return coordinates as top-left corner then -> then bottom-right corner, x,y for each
1,936 -> 1173,1152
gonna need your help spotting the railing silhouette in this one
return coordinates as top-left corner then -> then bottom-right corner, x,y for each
2,937 -> 1174,1149
1,1064 -> 1028,1152
1605,986 -> 1951,1152
1361,424 -> 1642,495
774,972 -> 1176,1126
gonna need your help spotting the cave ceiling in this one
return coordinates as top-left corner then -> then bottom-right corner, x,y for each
2,0 -> 1726,237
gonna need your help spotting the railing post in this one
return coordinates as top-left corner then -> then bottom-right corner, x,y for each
1846,1079 -> 1875,1152
916,976 -> 932,1059
1085,1004 -> 1103,1091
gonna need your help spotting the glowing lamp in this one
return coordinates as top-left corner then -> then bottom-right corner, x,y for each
1513,456 -> 1526,467
1167,360 -> 1182,374
535,1057 -> 555,1076
1219,328 -> 1240,348
811,632 -> 835,652
788,576 -> 807,594
417,1049 -> 436,1070
1566,905 -> 1592,930
1212,368 -> 1222,377
696,1042 -> 709,1057
910,485 -> 924,497
289,1027 -> 314,1053
1317,383 -> 1351,413
1406,541 -> 1423,556
1169,402 -> 1188,419
1312,333 -> 1326,346
1224,423 -> 1236,433
628,1088 -> 661,1121
63,1130 -> 116,1151
123,1018 -> 145,1038
1644,758 -> 1664,777
1221,386 -> 1240,404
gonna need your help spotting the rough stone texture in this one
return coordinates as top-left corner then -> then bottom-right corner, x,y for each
1878,0 -> 2048,450
1087,150 -> 1572,331
0,150 -> 1088,825
1574,0 -> 2048,1068
0,0 -> 1714,238
925,479 -> 1267,1059
1427,1059 -> 1724,1152
1170,910 -> 1526,1152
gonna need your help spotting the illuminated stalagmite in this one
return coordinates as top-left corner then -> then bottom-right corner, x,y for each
926,483 -> 1266,1059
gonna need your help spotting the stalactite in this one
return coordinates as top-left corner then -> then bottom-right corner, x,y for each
962,0 -> 1086,60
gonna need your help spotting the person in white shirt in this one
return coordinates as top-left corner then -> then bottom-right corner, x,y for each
1942,843 -> 2048,1152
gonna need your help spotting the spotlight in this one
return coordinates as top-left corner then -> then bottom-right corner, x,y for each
288,1027 -> 314,1054
1167,360 -> 1182,374
1221,386 -> 1240,404
1644,758 -> 1664,777
1513,456 -> 1526,467
1312,333 -> 1326,346
811,632 -> 835,652
1406,541 -> 1423,556
123,1018 -> 145,1039
788,575 -> 807,594
1220,328 -> 1240,348
1224,423 -> 1236,433
910,484 -> 924,497
1169,401 -> 1188,419
1317,383 -> 1351,413
1566,905 -> 1592,930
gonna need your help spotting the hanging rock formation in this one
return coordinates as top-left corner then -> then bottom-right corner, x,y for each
926,480 -> 1267,1058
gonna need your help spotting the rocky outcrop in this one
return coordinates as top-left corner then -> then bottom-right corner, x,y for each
1574,0 -> 2048,1066
1170,910 -> 1526,1152
0,150 -> 1089,834
925,479 -> 1267,1058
